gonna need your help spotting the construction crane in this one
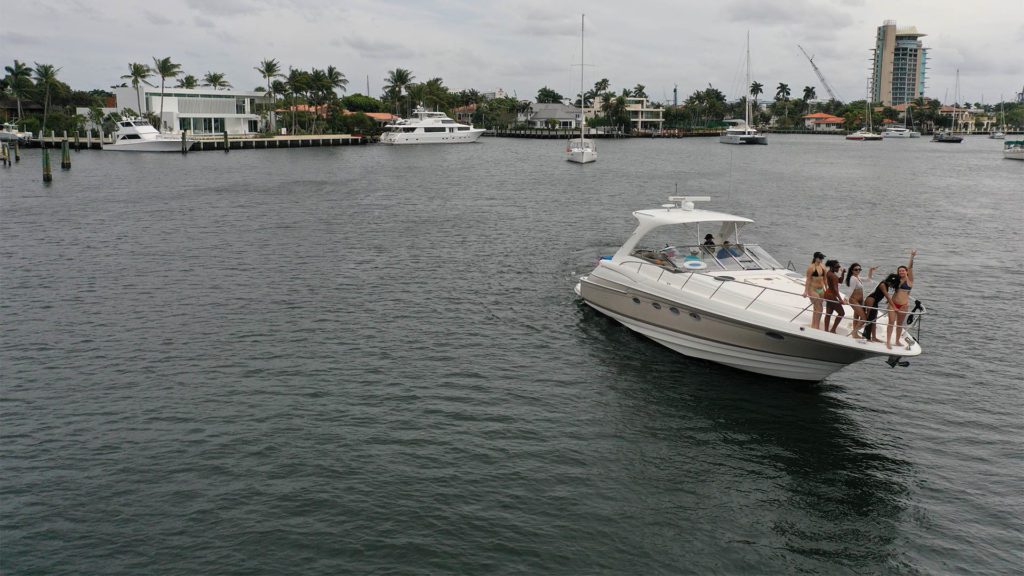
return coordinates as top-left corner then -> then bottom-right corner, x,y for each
798,45 -> 841,102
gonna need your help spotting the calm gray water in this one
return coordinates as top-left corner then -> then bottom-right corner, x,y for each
1,135 -> 1021,575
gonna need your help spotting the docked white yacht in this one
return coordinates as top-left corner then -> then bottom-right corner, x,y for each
105,117 -> 193,152
379,106 -> 485,145
0,122 -> 30,143
575,197 -> 924,381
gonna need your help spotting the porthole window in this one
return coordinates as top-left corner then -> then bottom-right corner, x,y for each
632,297 -> 641,304
689,312 -> 701,321
652,303 -> 662,310
766,331 -> 784,340
669,307 -> 680,315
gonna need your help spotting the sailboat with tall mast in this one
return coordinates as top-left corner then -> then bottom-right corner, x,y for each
567,14 -> 597,164
934,69 -> 964,143
990,98 -> 1006,139
720,32 -> 767,145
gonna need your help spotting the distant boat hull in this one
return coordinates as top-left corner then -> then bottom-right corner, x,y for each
567,148 -> 597,163
719,132 -> 768,145
105,139 -> 192,152
882,127 -> 921,138
932,132 -> 963,143
379,129 -> 484,145
1004,141 -> 1024,160
846,131 -> 883,141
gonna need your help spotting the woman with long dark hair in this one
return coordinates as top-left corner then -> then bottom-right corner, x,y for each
803,252 -> 827,330
823,259 -> 846,333
840,263 -> 876,338
862,273 -> 898,343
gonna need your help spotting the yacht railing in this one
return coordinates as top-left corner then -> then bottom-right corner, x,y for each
617,259 -> 927,345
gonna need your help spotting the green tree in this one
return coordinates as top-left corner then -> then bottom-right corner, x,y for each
4,59 -> 33,120
383,68 -> 415,115
325,65 -> 349,97
202,72 -> 231,90
254,58 -> 283,127
749,81 -> 763,111
536,86 -> 564,103
802,86 -> 816,112
121,62 -> 153,116
632,84 -> 647,99
776,82 -> 791,126
340,93 -> 383,113
33,63 -> 62,135
151,57 -> 181,131
175,75 -> 199,88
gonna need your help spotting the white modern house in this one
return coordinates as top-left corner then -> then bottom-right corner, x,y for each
110,85 -> 271,135
525,103 -> 582,128
623,97 -> 664,132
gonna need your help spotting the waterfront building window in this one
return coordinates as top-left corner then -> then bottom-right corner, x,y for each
214,118 -> 225,132
179,118 -> 190,132
236,98 -> 246,114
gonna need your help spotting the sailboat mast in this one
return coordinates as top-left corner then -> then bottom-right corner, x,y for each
581,14 -> 586,139
745,31 -> 751,126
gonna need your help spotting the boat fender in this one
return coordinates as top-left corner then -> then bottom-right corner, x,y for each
906,300 -> 924,325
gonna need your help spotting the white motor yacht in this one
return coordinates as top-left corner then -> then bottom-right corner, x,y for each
379,106 -> 485,145
1004,139 -> 1024,161
575,196 -> 925,381
105,117 -> 193,152
0,122 -> 30,143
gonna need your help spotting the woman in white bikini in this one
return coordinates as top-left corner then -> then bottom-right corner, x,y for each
840,263 -> 876,338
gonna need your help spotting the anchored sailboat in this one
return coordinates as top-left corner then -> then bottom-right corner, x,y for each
567,14 -> 597,164
720,32 -> 767,145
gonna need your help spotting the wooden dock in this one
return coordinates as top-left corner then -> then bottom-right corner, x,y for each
30,133 -> 368,151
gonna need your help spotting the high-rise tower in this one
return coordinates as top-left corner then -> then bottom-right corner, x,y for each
871,20 -> 928,106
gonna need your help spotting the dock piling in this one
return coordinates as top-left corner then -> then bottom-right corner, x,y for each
223,130 -> 229,152
14,139 -> 20,162
61,131 -> 71,170
42,148 -> 52,182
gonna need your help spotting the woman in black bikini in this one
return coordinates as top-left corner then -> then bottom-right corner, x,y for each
887,249 -> 916,350
863,273 -> 898,342
803,252 -> 827,330
823,259 -> 846,333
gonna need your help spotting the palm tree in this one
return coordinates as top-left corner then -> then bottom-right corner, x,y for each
749,81 -> 764,113
776,82 -> 791,125
632,84 -> 647,99
121,62 -> 154,116
255,59 -> 283,128
33,63 -> 62,136
325,65 -> 349,96
383,68 -> 414,115
802,86 -> 816,112
4,60 -> 33,120
175,75 -> 199,89
152,57 -> 182,131
202,72 -> 231,90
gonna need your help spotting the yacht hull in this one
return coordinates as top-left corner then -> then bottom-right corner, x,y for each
379,129 -> 484,145
577,277 -> 882,381
719,134 -> 768,145
567,149 -> 597,163
104,139 -> 192,152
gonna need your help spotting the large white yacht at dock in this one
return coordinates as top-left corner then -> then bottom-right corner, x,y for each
379,106 -> 485,145
105,117 -> 193,152
575,196 -> 925,381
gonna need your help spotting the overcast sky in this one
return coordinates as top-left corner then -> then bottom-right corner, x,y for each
2,0 -> 1022,105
